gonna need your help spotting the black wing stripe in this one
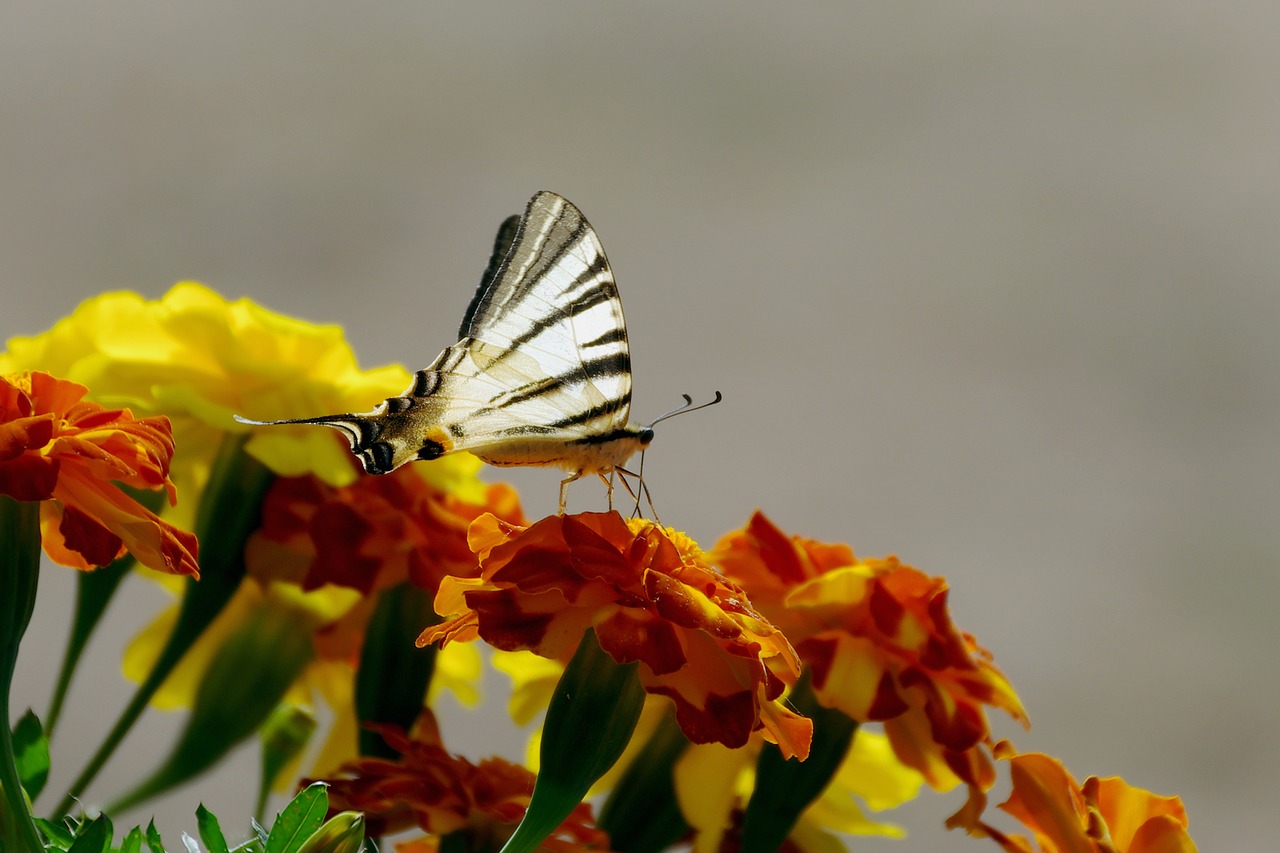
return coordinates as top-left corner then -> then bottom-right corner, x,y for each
460,214 -> 522,338
475,350 -> 631,415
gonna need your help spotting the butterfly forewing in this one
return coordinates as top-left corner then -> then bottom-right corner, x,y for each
452,192 -> 633,442
239,191 -> 649,481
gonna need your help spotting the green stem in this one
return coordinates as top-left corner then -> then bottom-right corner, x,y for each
46,487 -> 162,737
0,496 -> 45,853
53,434 -> 274,816
45,555 -> 133,736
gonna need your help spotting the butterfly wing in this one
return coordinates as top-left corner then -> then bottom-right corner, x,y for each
241,191 -> 641,476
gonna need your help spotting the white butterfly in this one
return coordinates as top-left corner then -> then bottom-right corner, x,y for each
239,191 -> 713,513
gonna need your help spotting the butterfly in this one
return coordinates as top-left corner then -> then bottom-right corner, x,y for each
238,191 -> 715,514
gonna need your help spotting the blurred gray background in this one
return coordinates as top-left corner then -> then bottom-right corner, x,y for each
6,3 -> 1276,850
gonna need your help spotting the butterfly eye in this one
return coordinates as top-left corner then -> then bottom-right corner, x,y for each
639,427 -> 656,446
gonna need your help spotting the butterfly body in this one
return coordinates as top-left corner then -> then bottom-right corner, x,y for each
238,191 -> 654,511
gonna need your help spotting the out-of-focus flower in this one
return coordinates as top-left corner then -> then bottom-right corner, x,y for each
126,463 -> 520,774
247,468 -> 523,598
713,511 -> 1028,828
313,713 -> 611,852
676,728 -> 925,853
0,282 -> 415,527
420,511 -> 813,760
0,371 -> 198,576
975,743 -> 1197,852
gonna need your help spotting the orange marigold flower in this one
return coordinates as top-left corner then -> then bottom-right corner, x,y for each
313,714 -> 610,852
419,511 -> 812,759
712,511 -> 1028,827
0,371 -> 199,576
247,468 -> 524,597
976,743 -> 1197,852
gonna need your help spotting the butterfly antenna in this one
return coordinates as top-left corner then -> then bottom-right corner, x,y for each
645,391 -> 723,429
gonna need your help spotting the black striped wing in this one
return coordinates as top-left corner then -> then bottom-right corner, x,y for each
455,190 -> 633,436
240,192 -> 640,477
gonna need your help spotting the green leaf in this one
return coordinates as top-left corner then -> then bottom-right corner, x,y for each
739,673 -> 859,853
265,783 -> 329,853
499,629 -> 645,853
294,812 -> 365,853
145,819 -> 166,853
12,709 -> 50,800
355,583 -> 438,758
597,710 -> 690,853
67,813 -> 112,853
34,816 -> 77,850
256,704 -> 317,823
197,804 -> 230,853
110,597 -> 315,813
120,826 -> 144,853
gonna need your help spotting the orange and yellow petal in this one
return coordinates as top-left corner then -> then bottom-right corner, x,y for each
314,715 -> 611,850
1,371 -> 198,576
422,511 -> 811,759
712,511 -> 1027,827
978,745 -> 1197,853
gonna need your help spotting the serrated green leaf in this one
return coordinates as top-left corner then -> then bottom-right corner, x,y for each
34,816 -> 76,850
12,709 -> 50,800
67,813 -> 112,853
264,783 -> 329,853
196,804 -> 230,853
145,819 -> 166,853
120,826 -> 144,853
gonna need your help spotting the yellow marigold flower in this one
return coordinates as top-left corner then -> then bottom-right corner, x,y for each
419,511 -> 813,760
975,743 -> 1197,852
0,283 -> 419,526
311,712 -> 612,852
0,370 -> 198,576
712,511 -> 1028,828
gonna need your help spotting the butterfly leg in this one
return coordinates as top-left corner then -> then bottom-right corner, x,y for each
614,466 -> 659,524
597,472 -> 617,511
558,471 -> 584,515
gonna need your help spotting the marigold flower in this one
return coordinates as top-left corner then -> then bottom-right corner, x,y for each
247,467 -> 524,598
0,282 -> 419,527
975,743 -> 1197,852
0,371 -> 198,576
313,714 -> 611,852
420,511 -> 812,759
712,511 -> 1028,828
127,465 -> 518,774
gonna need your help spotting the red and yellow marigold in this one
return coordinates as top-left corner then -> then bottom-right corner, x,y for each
313,713 -> 610,852
0,370 -> 198,576
420,511 -> 813,759
713,511 -> 1028,827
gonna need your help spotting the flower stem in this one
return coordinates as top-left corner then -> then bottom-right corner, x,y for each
0,495 -> 45,853
52,434 -> 274,816
45,485 -> 159,737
